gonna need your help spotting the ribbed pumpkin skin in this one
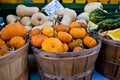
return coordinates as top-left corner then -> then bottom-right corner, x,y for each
42,26 -> 54,37
42,38 -> 64,52
54,25 -> 69,32
62,43 -> 69,52
73,46 -> 82,52
31,34 -> 48,47
68,22 -> 80,29
10,36 -> 26,49
0,39 -> 9,56
83,36 -> 97,48
70,28 -> 87,39
68,39 -> 83,50
30,28 -> 41,37
1,22 -> 27,41
57,31 -> 72,43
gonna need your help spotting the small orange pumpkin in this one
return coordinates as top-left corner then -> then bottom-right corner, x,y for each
68,39 -> 83,50
42,38 -> 64,52
1,22 -> 27,41
62,43 -> 69,52
9,36 -> 26,49
83,36 -> 97,48
30,28 -> 41,37
57,31 -> 72,43
68,22 -> 80,29
31,34 -> 48,47
70,27 -> 87,39
73,46 -> 82,52
0,39 -> 9,56
54,24 -> 69,32
42,25 -> 54,37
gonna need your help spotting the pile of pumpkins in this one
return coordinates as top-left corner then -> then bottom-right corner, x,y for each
30,21 -> 97,53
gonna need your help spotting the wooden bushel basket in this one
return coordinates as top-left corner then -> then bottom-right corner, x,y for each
32,40 -> 101,80
96,37 -> 120,80
0,43 -> 29,80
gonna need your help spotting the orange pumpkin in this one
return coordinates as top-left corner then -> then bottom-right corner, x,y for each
0,39 -> 9,56
30,28 -> 41,37
9,36 -> 26,49
62,43 -> 69,52
1,22 -> 27,41
70,27 -> 87,39
68,22 -> 80,29
57,31 -> 72,43
83,36 -> 97,48
31,34 -> 48,47
54,24 -> 69,32
42,25 -> 54,37
68,39 -> 83,50
73,46 -> 82,52
42,38 -> 64,52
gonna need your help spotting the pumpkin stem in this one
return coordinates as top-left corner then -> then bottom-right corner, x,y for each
0,46 -> 15,53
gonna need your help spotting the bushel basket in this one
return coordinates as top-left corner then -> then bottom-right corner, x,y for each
32,39 -> 101,80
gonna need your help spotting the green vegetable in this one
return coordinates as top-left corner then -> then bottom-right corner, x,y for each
97,17 -> 120,31
89,8 -> 120,24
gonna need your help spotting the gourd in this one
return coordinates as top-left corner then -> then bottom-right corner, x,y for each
73,46 -> 82,52
16,4 -> 39,17
0,39 -> 9,56
9,36 -> 26,49
83,36 -> 97,48
31,34 -> 48,47
68,22 -> 80,29
76,12 -> 89,22
68,39 -> 83,50
54,25 -> 69,32
57,31 -> 72,43
31,12 -> 47,26
6,14 -> 19,24
20,17 -> 32,26
70,28 -> 87,39
42,25 -> 54,37
62,43 -> 69,52
42,38 -> 64,52
30,28 -> 41,37
1,22 -> 27,41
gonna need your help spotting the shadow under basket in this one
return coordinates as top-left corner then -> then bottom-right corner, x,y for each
32,40 -> 101,80
96,37 -> 120,80
0,43 -> 29,80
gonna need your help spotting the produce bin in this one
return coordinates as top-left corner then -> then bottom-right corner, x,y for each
96,37 -> 120,80
0,43 -> 29,80
31,39 -> 101,80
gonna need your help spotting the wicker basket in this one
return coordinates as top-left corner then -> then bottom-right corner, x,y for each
96,37 -> 120,80
0,43 -> 29,80
32,39 -> 101,80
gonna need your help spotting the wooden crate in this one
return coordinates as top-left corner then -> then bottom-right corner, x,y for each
32,40 -> 101,80
0,43 -> 29,80
96,38 -> 120,80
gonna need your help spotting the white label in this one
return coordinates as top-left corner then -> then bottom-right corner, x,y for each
43,0 -> 64,16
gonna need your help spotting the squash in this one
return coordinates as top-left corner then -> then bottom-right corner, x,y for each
31,34 -> 48,47
69,28 -> 87,39
68,22 -> 80,29
83,36 -> 97,48
42,25 -> 54,37
68,39 -> 83,50
9,36 -> 26,49
16,4 -> 39,17
73,46 -> 82,52
62,43 -> 69,52
6,14 -> 19,24
1,22 -> 27,41
54,24 -> 69,32
20,17 -> 31,26
57,31 -> 72,43
42,38 -> 64,52
30,28 -> 41,37
0,39 -> 9,56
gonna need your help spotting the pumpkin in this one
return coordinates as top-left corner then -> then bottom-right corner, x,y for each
62,43 -> 69,52
9,36 -> 26,49
30,28 -> 41,37
31,34 -> 48,47
0,39 -> 9,56
42,38 -> 64,52
42,25 -> 54,37
54,24 -> 69,32
83,36 -> 97,48
70,27 -> 87,39
68,21 -> 80,29
1,22 -> 27,41
57,31 -> 72,43
68,39 -> 83,50
73,46 -> 82,52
